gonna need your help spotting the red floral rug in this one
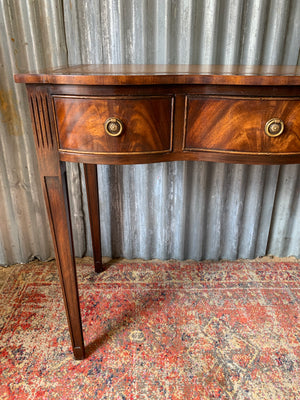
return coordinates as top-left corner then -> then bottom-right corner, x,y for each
1,258 -> 300,399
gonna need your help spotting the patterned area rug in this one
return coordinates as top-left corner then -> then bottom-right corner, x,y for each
1,258 -> 300,399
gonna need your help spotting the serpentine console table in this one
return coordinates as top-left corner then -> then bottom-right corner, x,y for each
15,65 -> 300,359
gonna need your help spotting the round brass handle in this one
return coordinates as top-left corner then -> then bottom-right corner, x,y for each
265,118 -> 284,138
104,118 -> 123,137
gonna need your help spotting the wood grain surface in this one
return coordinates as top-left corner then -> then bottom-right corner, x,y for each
15,64 -> 300,85
54,96 -> 174,154
14,66 -> 300,360
185,96 -> 300,154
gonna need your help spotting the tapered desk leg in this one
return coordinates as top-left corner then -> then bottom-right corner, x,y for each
42,163 -> 85,360
27,87 -> 85,359
84,164 -> 103,273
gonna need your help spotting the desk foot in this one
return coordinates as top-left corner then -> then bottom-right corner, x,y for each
95,260 -> 104,273
73,346 -> 85,360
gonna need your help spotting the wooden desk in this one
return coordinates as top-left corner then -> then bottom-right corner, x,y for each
15,65 -> 300,359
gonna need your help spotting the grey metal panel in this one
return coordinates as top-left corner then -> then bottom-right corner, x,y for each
0,0 -> 67,265
267,165 -> 300,257
0,0 -> 299,265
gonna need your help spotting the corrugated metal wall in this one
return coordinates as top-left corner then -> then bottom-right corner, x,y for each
0,0 -> 299,266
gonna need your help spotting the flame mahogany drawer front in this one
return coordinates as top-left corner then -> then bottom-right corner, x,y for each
54,96 -> 174,154
14,65 -> 300,360
185,96 -> 300,154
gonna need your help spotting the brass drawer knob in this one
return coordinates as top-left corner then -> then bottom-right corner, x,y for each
265,118 -> 284,137
104,118 -> 123,136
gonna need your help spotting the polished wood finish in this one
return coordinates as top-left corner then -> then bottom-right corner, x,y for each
83,164 -> 103,273
14,64 -> 300,86
44,168 -> 84,360
54,95 -> 174,154
185,96 -> 300,154
15,65 -> 300,359
26,85 -> 85,359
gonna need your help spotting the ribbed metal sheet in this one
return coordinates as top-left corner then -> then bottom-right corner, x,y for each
1,0 -> 299,265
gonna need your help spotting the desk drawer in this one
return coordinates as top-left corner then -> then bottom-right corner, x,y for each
185,96 -> 300,154
54,96 -> 174,154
